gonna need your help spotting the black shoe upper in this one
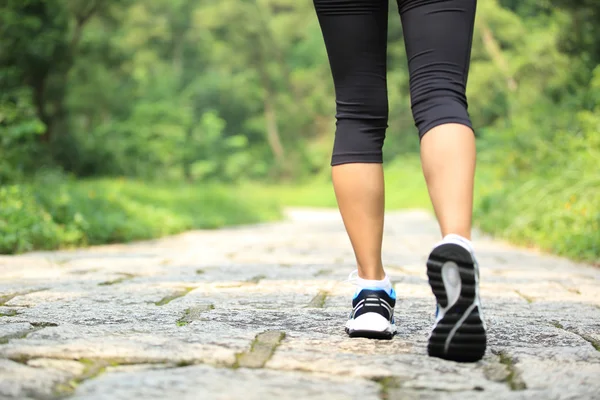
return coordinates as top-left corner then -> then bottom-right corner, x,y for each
351,289 -> 396,321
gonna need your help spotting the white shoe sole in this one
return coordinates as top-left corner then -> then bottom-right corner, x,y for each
345,312 -> 396,340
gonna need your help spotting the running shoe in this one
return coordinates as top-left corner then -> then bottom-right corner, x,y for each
426,235 -> 487,362
345,271 -> 397,339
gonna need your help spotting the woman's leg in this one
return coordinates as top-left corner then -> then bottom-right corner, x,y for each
421,125 -> 475,239
398,0 -> 477,239
332,164 -> 385,280
314,0 -> 396,339
397,0 -> 485,362
313,0 -> 389,281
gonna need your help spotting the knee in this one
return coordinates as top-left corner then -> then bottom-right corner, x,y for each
410,76 -> 472,139
335,85 -> 389,125
331,86 -> 389,166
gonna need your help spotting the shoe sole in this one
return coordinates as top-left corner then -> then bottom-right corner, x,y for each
345,312 -> 396,340
345,327 -> 395,340
427,243 -> 486,362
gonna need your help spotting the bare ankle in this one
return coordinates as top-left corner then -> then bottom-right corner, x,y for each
357,265 -> 386,281
442,230 -> 471,240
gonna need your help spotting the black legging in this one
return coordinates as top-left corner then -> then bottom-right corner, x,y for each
313,0 -> 477,165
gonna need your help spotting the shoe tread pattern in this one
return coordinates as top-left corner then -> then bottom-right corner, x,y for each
427,243 -> 486,362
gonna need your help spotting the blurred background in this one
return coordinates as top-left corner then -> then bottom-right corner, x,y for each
0,0 -> 598,261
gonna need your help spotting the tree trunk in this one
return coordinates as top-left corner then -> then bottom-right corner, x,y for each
263,91 -> 285,166
182,125 -> 194,182
33,76 -> 52,142
480,21 -> 518,92
254,2 -> 301,103
256,57 -> 285,166
35,4 -> 98,143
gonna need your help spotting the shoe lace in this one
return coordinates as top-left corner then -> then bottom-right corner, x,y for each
347,269 -> 359,286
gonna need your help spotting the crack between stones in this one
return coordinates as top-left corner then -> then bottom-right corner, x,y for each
176,304 -> 215,326
154,287 -> 195,306
556,282 -> 581,295
0,309 -> 19,317
0,322 -> 56,345
496,350 -> 527,391
69,269 -> 99,275
53,359 -> 200,399
0,328 -> 41,345
98,273 -> 137,286
370,375 -> 485,399
233,330 -> 286,369
5,355 -> 226,399
514,290 -> 534,304
52,358 -> 110,398
0,288 -> 49,306
575,332 -> 600,352
306,291 -> 328,308
550,321 -> 600,352
371,376 -> 402,400
246,275 -> 266,284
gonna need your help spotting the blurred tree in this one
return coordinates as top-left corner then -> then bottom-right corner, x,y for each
0,0 -> 597,183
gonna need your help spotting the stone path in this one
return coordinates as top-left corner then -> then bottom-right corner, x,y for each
1,208 -> 599,400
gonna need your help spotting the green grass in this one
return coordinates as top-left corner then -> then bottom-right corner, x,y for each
0,176 -> 281,254
475,169 -> 599,263
248,156 -> 431,211
251,153 -> 599,264
249,154 -> 495,213
474,121 -> 600,263
2,153 -> 597,263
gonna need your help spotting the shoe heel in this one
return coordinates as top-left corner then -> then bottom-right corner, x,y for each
427,244 -> 486,362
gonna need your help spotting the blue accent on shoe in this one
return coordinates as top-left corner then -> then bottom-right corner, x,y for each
353,287 -> 396,299
389,288 -> 396,300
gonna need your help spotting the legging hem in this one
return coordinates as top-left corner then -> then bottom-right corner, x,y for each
331,153 -> 383,166
418,118 -> 474,141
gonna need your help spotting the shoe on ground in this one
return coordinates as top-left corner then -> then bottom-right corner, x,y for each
345,271 -> 397,340
426,234 -> 487,362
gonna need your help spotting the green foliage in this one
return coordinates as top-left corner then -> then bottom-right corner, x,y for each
251,156 -> 431,211
0,0 -> 598,260
0,185 -> 71,253
0,176 -> 281,254
476,174 -> 599,262
0,85 -> 45,183
474,66 -> 600,262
